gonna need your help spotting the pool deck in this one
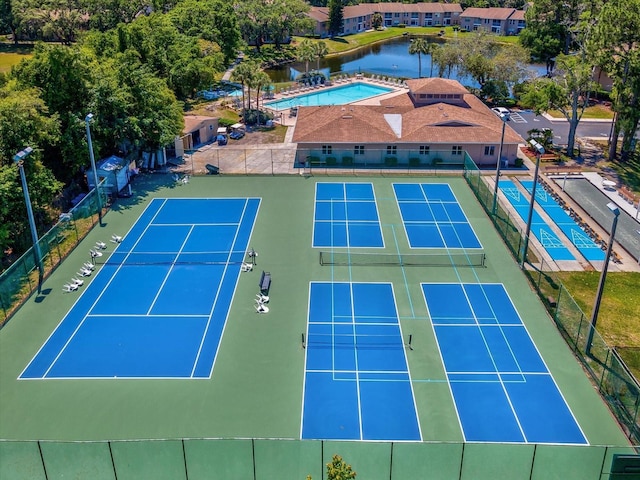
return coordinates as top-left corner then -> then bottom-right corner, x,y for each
265,76 -> 407,126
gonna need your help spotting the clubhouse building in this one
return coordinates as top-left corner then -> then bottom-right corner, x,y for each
291,78 -> 523,168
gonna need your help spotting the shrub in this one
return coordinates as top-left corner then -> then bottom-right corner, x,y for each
409,157 -> 420,167
385,156 -> 398,166
326,156 -> 337,165
218,118 -> 235,128
342,156 -> 353,165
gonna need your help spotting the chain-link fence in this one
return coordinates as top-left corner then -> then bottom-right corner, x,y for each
0,187 -> 107,325
1,438 -> 636,480
464,167 -> 640,445
173,147 -> 473,176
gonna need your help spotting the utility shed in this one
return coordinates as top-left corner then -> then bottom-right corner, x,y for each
87,155 -> 132,195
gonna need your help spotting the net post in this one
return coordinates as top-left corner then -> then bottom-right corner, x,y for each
301,333 -> 306,349
407,334 -> 413,350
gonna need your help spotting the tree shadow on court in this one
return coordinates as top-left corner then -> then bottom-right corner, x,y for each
107,171 -> 183,213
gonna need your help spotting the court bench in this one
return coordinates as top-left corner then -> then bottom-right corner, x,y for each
259,271 -> 271,293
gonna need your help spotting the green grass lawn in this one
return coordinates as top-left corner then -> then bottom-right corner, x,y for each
0,42 -> 33,73
556,271 -> 640,380
556,271 -> 640,347
546,104 -> 614,120
0,52 -> 30,73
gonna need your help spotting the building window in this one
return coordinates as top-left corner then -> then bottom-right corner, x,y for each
452,145 -> 462,156
419,145 -> 430,155
322,145 -> 332,155
484,146 -> 495,156
386,145 -> 397,155
354,145 -> 365,155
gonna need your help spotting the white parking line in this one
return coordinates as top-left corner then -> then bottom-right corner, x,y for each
509,113 -> 527,123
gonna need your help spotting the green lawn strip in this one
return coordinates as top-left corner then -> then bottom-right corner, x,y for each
606,155 -> 640,193
556,271 -> 640,369
0,52 -> 31,73
546,105 -> 614,120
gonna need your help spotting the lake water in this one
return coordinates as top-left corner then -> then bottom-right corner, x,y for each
265,37 -> 546,88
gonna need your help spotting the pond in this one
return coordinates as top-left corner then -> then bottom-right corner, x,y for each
265,36 -> 546,88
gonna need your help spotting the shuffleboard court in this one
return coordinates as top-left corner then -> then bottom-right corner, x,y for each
20,198 -> 259,379
519,180 -> 605,262
301,282 -> 421,441
393,183 -> 482,249
313,182 -> 383,248
498,180 -> 575,261
422,282 -> 587,444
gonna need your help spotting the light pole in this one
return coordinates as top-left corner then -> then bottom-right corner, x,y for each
586,202 -> 620,356
13,147 -> 43,292
492,112 -> 509,215
85,113 -> 103,226
521,139 -> 545,268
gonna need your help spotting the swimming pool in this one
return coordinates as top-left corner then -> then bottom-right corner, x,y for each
265,82 -> 394,111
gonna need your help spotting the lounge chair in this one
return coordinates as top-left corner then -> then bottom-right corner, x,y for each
241,263 -> 253,272
95,241 -> 107,250
256,293 -> 269,303
71,277 -> 84,287
111,234 -> 123,243
62,283 -> 78,293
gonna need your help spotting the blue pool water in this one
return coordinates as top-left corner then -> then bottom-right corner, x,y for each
265,82 -> 393,111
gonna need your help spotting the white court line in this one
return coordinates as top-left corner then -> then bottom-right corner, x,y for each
189,198 -> 252,378
41,199 -> 170,379
146,225 -> 195,315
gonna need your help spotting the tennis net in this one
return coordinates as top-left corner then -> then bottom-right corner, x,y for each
95,251 -> 248,266
319,251 -> 486,268
303,333 -> 407,350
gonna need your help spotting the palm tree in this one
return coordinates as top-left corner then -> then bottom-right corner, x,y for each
311,41 -> 329,72
297,39 -> 315,77
231,61 -> 258,123
251,70 -> 271,125
408,37 -> 432,78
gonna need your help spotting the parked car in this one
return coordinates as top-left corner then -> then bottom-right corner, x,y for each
491,107 -> 511,119
229,129 -> 245,140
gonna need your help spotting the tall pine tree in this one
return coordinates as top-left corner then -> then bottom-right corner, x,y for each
328,0 -> 343,37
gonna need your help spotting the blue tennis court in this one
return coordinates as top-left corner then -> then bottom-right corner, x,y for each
422,282 -> 587,444
520,180 -> 605,262
21,198 -> 259,379
301,282 -> 421,441
313,182 -> 384,248
393,183 -> 482,249
499,180 -> 575,261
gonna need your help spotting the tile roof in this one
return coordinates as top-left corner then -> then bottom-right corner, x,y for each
460,7 -> 519,20
291,83 -> 523,146
405,78 -> 470,96
310,2 -> 462,21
